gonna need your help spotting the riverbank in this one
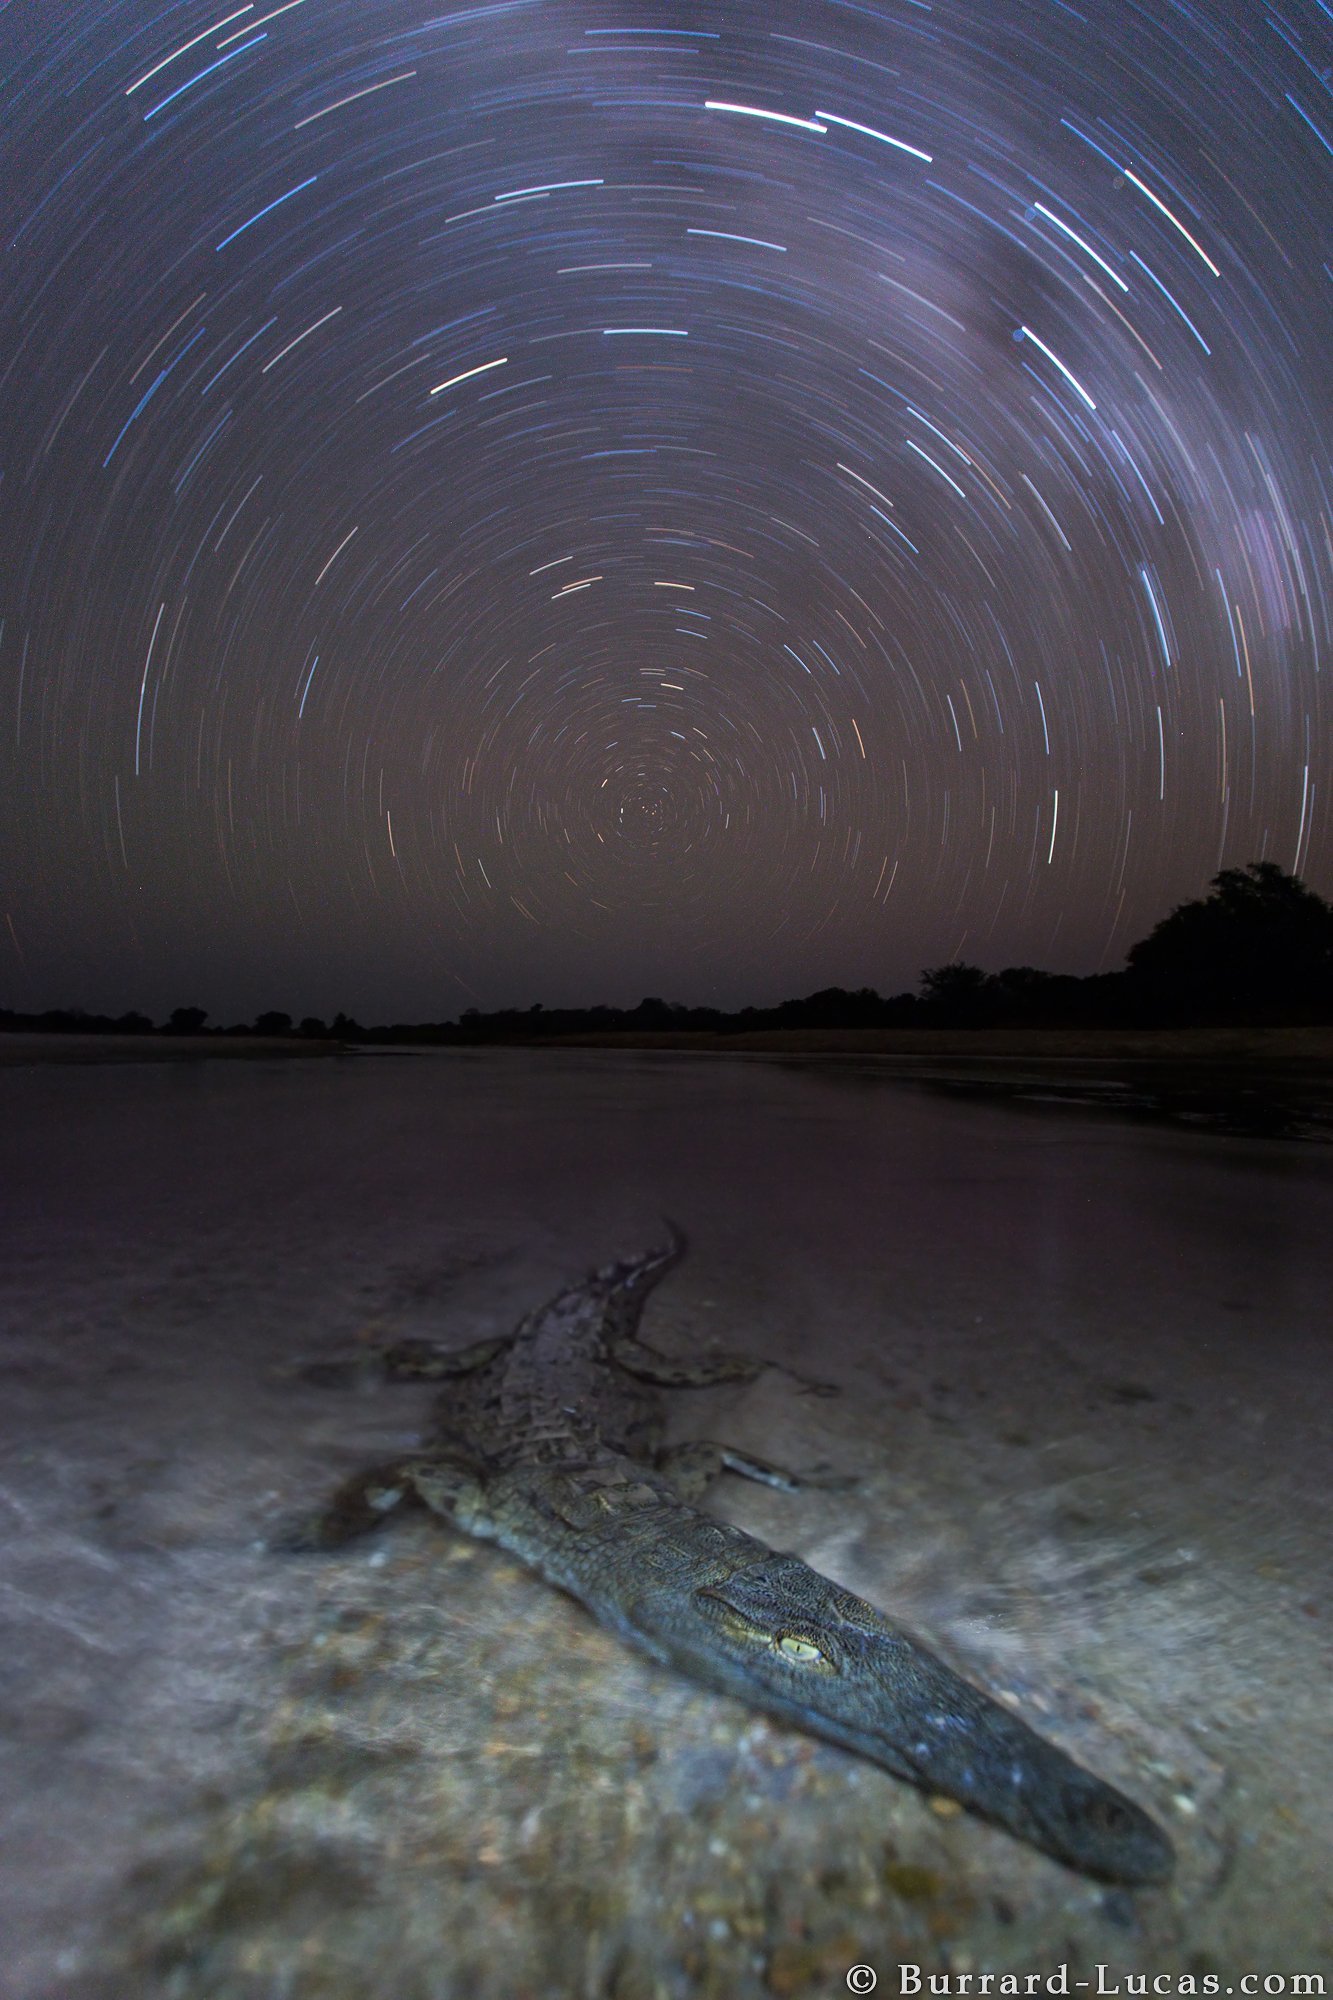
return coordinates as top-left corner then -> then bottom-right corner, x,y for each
532,1022 -> 1333,1065
0,1032 -> 347,1066
3,1023 -> 1332,1067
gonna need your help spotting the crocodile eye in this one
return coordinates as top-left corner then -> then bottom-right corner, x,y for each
776,1633 -> 834,1667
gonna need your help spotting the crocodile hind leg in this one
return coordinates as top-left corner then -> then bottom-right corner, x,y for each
377,1332 -> 513,1380
271,1449 -> 483,1552
278,1330 -> 513,1390
614,1339 -> 838,1397
655,1440 -> 855,1503
614,1342 -> 765,1388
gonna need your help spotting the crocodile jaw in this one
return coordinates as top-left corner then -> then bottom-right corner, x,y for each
622,1548 -> 1175,1887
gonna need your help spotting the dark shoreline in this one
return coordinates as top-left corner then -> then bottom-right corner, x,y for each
2,1021 -> 1331,1072
519,1022 -> 1333,1065
9,1023 -> 1331,1142
0,1031 -> 347,1066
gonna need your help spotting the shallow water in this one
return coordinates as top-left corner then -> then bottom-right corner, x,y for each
1,1050 -> 1330,1997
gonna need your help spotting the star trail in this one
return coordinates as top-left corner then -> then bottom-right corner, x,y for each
2,0 -> 1331,1019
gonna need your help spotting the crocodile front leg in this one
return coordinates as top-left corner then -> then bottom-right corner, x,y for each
272,1448 -> 485,1552
655,1440 -> 856,1502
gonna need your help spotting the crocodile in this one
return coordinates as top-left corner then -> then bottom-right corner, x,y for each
278,1225 -> 1174,1885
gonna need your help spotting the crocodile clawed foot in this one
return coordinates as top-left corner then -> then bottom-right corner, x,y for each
789,1371 -> 840,1398
266,1512 -> 345,1554
796,1462 -> 857,1490
268,1355 -> 378,1390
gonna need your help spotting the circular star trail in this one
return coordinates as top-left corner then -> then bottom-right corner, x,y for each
2,0 -> 1331,1017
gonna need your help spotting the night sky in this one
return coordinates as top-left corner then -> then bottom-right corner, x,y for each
3,0 -> 1331,1022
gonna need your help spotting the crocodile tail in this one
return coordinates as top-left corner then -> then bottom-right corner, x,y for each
594,1221 -> 686,1291
658,1217 -> 688,1263
626,1218 -> 686,1291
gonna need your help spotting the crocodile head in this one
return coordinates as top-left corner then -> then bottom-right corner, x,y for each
628,1548 -> 1175,1886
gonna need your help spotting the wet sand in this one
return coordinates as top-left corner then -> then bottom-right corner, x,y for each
1,1051 -> 1330,1996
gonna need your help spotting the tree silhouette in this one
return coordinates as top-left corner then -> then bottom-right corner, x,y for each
918,962 -> 996,1025
1127,862 -> 1333,1019
252,1010 -> 293,1036
167,1006 -> 208,1034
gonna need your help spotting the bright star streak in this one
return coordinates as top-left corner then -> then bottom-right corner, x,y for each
813,109 -> 932,162
125,6 -> 254,93
1122,168 -> 1221,277
1016,325 -> 1097,411
704,101 -> 828,133
1032,202 -> 1128,290
429,357 -> 509,395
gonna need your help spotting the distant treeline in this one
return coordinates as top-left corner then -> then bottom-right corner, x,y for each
5,862 -> 1333,1045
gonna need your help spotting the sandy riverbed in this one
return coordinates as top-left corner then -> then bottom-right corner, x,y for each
1,1050 -> 1329,1996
